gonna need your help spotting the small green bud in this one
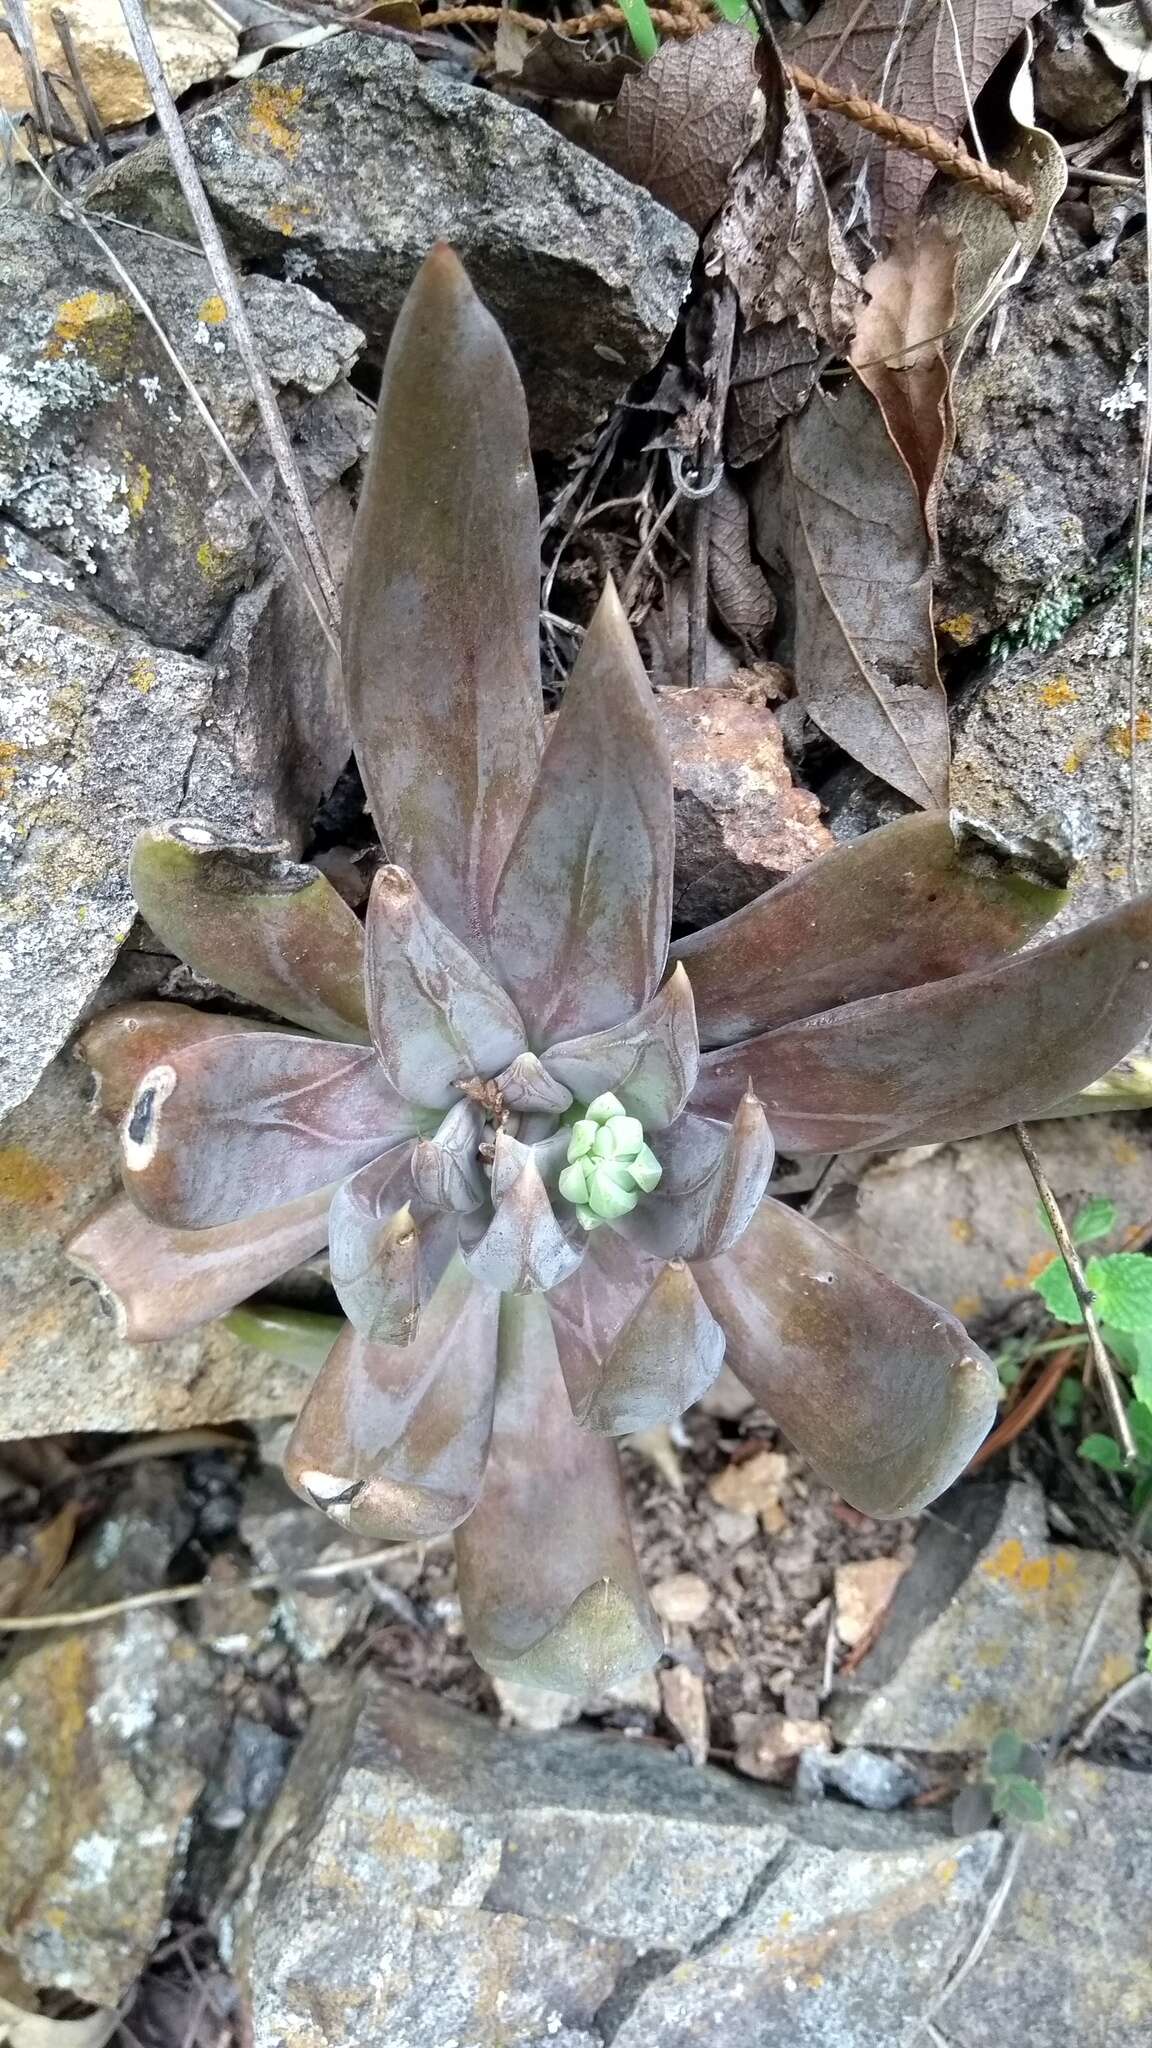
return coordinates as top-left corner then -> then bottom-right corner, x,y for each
567,1118 -> 597,1160
627,1142 -> 663,1194
593,1115 -> 644,1162
575,1203 -> 601,1231
586,1091 -> 627,1125
558,1159 -> 591,1205
587,1161 -> 640,1221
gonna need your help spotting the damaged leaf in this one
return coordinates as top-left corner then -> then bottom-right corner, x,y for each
850,225 -> 959,541
726,318 -> 823,468
708,474 -> 778,650
600,24 -> 759,232
504,22 -> 641,100
753,374 -> 949,808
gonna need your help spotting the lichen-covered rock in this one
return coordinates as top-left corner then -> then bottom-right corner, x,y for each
232,1678 -> 1002,2048
831,1481 -> 1144,1754
0,208 -> 362,650
0,1473 -> 229,2007
87,37 -> 697,451
658,685 -> 833,926
936,238 -> 1145,645
0,1052 -> 317,1434
951,588 -> 1152,930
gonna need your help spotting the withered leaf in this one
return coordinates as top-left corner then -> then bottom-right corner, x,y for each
725,318 -> 822,468
508,23 -> 641,101
753,373 -> 949,809
787,0 -> 1047,237
706,26 -> 860,346
708,474 -> 777,650
1083,1 -> 1152,83
600,23 -> 759,233
850,224 -> 960,543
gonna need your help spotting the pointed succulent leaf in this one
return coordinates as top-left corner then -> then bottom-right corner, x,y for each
77,1002 -> 274,1126
692,896 -> 1152,1152
695,1198 -> 997,1515
586,1162 -> 640,1222
342,245 -> 543,951
365,865 -> 527,1108
493,1052 -> 573,1113
454,1293 -> 664,1690
121,1034 -> 416,1229
285,1256 -> 500,1540
66,1188 -> 331,1342
558,1159 -> 591,1206
410,1099 -> 488,1213
491,579 -> 674,1045
547,1228 -> 665,1419
617,1094 -> 774,1259
130,825 -> 369,1041
460,1135 -> 584,1293
567,1120 -> 597,1160
587,1092 -> 627,1124
671,813 -> 1066,1050
541,964 -> 699,1128
327,1145 -> 426,1342
576,1260 -> 725,1434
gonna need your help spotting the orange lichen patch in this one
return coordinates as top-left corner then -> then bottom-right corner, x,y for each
46,289 -> 134,370
937,613 -> 976,644
949,1217 -> 974,1243
1037,676 -> 1076,709
1109,711 -> 1152,756
198,295 -> 227,326
1063,751 -> 1083,774
0,1144 -> 65,1208
0,739 -> 24,799
981,1537 -> 1079,1591
1000,1270 -> 1028,1292
952,1293 -> 984,1320
1024,1249 -> 1057,1285
247,80 -> 304,157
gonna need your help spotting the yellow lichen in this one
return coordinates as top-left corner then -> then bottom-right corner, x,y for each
949,1218 -> 974,1243
0,1144 -> 64,1208
247,80 -> 304,157
1037,676 -> 1076,709
1063,751 -> 1082,774
198,294 -> 228,326
1109,711 -> 1152,756
128,660 -> 156,694
0,739 -> 23,800
46,289 -> 134,371
196,538 -> 235,583
937,613 -> 976,645
125,463 -> 151,517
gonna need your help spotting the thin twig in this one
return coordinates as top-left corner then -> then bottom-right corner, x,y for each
1066,164 -> 1141,193
0,1535 -> 449,1633
2,0 -> 58,157
50,6 -> 110,160
5,125 -> 341,656
1013,1122 -> 1137,1463
688,280 -> 736,687
1129,81 -> 1152,898
1071,1669 -> 1152,1750
116,0 -> 341,627
621,475 -> 684,609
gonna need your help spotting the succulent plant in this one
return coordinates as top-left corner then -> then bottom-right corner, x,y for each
69,248 -> 1152,1692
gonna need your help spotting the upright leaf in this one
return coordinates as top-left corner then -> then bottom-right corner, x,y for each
341,245 -> 543,952
696,1199 -> 998,1514
491,579 -> 674,1045
692,896 -> 1152,1151
131,826 -> 369,1042
541,964 -> 699,1130
671,813 -> 1063,1049
850,227 -> 959,543
454,1293 -> 663,1690
576,1260 -> 726,1434
754,375 -> 949,809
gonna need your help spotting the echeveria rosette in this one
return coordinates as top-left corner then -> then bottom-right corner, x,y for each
67,246 -> 1152,1694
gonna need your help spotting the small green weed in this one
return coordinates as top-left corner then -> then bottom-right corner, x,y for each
985,1731 -> 1047,1825
1030,1195 -> 1152,1503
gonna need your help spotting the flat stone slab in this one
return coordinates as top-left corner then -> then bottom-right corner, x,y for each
831,1480 -> 1143,1753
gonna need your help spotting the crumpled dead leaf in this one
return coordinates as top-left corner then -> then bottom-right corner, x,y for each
0,1501 -> 79,1618
725,319 -> 823,468
850,225 -> 960,543
787,0 -> 1048,237
707,26 -> 861,345
753,374 -> 950,809
599,24 -> 759,232
1083,0 -> 1152,85
504,22 -> 641,100
708,474 -> 777,650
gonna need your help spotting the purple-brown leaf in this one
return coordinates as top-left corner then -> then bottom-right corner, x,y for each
454,1293 -> 664,1689
692,895 -> 1152,1151
341,245 -> 543,954
459,1136 -> 584,1294
617,1094 -> 774,1261
130,826 -> 369,1042
671,812 -> 1065,1050
541,963 -> 699,1130
492,578 -> 674,1045
600,24 -> 759,233
122,1034 -> 416,1228
77,1001 -> 272,1127
696,1198 -> 997,1514
577,1259 -> 725,1434
327,1145 -> 424,1342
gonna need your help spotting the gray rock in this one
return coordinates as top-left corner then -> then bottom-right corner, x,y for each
233,1679 -> 1002,2048
831,1481 -> 1144,1754
0,1050 -> 318,1436
944,1760 -> 1152,2045
795,1748 -> 920,1811
0,208 -> 362,650
937,238 -> 1145,643
239,1472 -> 377,1662
87,38 -> 697,451
0,1472 -> 229,2006
952,588 -> 1152,932
824,1115 -> 1152,1330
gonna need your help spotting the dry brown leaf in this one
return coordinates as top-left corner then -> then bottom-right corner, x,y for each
708,27 -> 861,345
753,373 -> 949,809
708,474 -> 777,650
787,0 -> 1048,237
0,1501 -> 80,1618
850,225 -> 959,542
599,23 -> 758,233
725,318 -> 823,467
507,24 -> 641,101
